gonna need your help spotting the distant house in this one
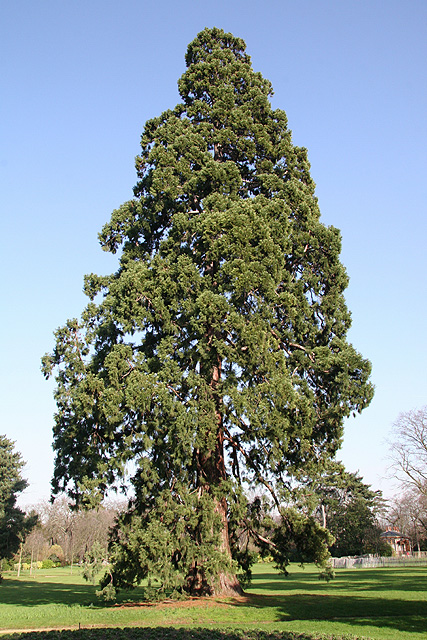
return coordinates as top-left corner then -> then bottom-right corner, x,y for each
380,530 -> 411,555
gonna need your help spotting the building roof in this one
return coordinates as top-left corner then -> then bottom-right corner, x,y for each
380,530 -> 410,540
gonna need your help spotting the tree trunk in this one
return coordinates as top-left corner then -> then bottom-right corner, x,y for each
17,542 -> 23,577
212,360 -> 243,597
185,495 -> 244,597
321,504 -> 327,529
212,496 -> 244,597
188,361 -> 244,597
187,338 -> 245,598
192,359 -> 243,597
214,571 -> 244,597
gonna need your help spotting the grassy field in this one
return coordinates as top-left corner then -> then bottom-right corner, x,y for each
1,562 -> 426,640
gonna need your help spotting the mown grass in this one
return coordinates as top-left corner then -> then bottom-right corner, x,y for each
1,563 -> 426,640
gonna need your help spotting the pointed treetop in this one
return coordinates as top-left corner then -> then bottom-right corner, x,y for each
184,27 -> 249,67
179,27 -> 273,109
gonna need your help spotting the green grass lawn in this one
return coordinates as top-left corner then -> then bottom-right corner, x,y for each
1,562 -> 426,640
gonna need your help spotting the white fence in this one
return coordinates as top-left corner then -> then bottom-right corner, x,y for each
331,553 -> 427,569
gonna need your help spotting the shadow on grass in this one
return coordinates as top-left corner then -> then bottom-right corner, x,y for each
251,567 -> 427,593
0,577 -> 152,609
0,578 -> 100,607
245,568 -> 427,635
235,593 -> 427,635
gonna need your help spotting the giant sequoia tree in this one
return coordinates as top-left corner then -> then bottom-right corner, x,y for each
43,28 -> 373,597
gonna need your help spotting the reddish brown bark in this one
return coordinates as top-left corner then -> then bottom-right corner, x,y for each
188,357 -> 243,597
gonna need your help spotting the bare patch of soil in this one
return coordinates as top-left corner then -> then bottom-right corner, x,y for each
114,595 -> 252,609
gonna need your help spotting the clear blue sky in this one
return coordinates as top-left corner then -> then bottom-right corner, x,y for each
1,0 -> 426,506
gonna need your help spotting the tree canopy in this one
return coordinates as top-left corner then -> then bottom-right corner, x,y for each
309,464 -> 388,557
43,27 -> 373,597
0,435 -> 37,566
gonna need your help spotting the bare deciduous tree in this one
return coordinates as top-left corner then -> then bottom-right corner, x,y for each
23,498 -> 123,564
388,406 -> 427,495
384,489 -> 427,551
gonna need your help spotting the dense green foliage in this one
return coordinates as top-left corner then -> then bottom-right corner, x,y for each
1,629 -> 368,640
308,464 -> 389,557
42,28 -> 373,596
328,477 -> 387,557
0,435 -> 37,566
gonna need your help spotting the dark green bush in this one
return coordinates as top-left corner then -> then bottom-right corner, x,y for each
0,630 -> 368,640
0,558 -> 14,570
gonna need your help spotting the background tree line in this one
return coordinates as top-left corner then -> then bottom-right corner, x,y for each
15,498 -> 122,569
384,406 -> 427,552
2,407 -> 427,579
2,457 -> 427,580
